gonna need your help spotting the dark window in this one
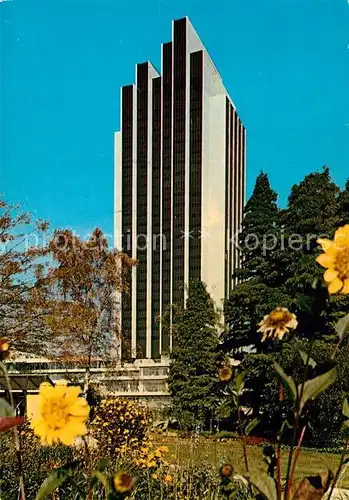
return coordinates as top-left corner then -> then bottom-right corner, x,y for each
229,106 -> 235,294
189,51 -> 203,281
234,114 -> 240,285
136,63 -> 149,358
172,18 -> 186,308
152,77 -> 161,359
161,42 -> 172,352
121,85 -> 133,360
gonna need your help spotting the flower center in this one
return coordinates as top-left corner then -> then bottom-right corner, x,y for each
42,400 -> 70,430
335,247 -> 349,281
120,475 -> 132,488
268,311 -> 290,327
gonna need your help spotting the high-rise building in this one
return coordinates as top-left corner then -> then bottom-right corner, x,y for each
115,17 -> 246,360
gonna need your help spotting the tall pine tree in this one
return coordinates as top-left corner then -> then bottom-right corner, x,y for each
235,171 -> 279,282
224,172 -> 285,350
280,167 -> 340,291
168,280 -> 220,430
338,179 -> 349,226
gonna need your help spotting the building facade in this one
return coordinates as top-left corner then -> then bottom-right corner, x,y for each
115,17 -> 246,360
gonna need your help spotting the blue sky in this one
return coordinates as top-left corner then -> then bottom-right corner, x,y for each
1,0 -> 348,240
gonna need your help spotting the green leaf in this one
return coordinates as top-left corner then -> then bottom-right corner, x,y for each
245,418 -> 260,436
277,419 -> 293,442
335,313 -> 349,341
91,471 -> 109,492
0,398 -> 14,417
299,350 -> 317,369
96,458 -> 110,472
35,463 -> 77,499
296,294 -> 314,314
343,398 -> 349,419
234,371 -> 246,396
274,363 -> 297,403
299,366 -> 337,412
248,471 -> 277,500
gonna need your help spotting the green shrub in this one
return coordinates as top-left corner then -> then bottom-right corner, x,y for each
91,398 -> 149,457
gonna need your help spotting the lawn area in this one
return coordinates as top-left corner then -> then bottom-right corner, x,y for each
152,434 -> 349,489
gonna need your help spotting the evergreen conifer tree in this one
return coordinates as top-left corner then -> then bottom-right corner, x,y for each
235,171 -> 279,282
279,168 -> 339,296
224,173 -> 285,350
168,280 -> 220,430
338,179 -> 349,226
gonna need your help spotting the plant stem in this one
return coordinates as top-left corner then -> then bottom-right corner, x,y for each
148,469 -> 151,500
284,417 -> 298,500
327,438 -> 349,500
284,343 -> 313,500
288,425 -> 306,496
83,436 -> 92,500
236,404 -> 253,498
0,362 -> 26,500
276,445 -> 282,500
331,339 -> 342,360
237,407 -> 249,475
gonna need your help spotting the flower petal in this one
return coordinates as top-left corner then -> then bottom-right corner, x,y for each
328,277 -> 343,294
39,383 -> 54,400
317,239 -> 337,257
324,268 -> 339,283
342,279 -> 349,294
64,386 -> 82,405
69,421 -> 87,436
32,422 -> 48,437
288,318 -> 298,329
335,227 -> 349,248
60,430 -> 76,446
316,254 -> 335,269
54,380 -> 68,386
276,328 -> 287,340
70,399 -> 90,418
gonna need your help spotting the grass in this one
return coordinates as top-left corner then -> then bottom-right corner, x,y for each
152,434 -> 349,490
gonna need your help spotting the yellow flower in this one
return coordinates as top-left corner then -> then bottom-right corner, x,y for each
0,338 -> 9,353
29,380 -> 90,446
0,338 -> 9,361
147,460 -> 157,468
220,464 -> 234,478
258,307 -> 297,341
114,471 -> 134,494
164,474 -> 173,484
159,445 -> 169,453
317,226 -> 349,294
219,365 -> 233,382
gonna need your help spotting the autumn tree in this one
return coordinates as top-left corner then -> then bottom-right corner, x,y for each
46,228 -> 135,390
0,198 -> 135,382
0,197 -> 52,353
